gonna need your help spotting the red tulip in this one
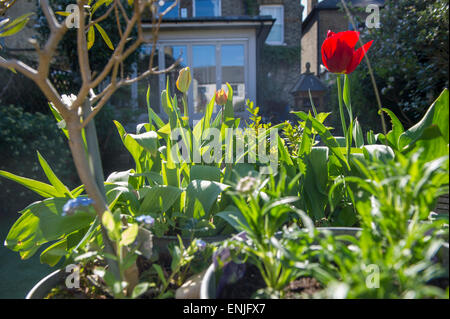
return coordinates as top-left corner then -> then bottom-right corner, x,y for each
321,30 -> 373,74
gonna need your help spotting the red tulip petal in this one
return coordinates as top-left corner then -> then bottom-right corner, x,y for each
324,38 -> 354,73
337,31 -> 360,49
345,40 -> 373,74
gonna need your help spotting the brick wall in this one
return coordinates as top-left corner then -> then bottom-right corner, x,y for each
221,0 -> 245,16
300,20 -> 318,75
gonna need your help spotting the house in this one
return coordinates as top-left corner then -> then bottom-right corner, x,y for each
1,1 -> 305,123
139,0 -> 304,122
301,0 -> 385,77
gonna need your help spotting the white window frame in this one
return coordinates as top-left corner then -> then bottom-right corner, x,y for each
259,4 -> 284,45
192,0 -> 222,17
157,39 -> 248,121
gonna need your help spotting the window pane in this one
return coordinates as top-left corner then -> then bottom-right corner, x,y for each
221,44 -> 245,112
193,45 -> 216,114
164,45 -> 188,110
137,45 -> 160,113
195,0 -> 220,17
260,6 -> 283,44
160,1 -> 179,18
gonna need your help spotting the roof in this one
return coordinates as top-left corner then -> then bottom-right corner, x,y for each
316,0 -> 384,9
143,15 -> 275,27
290,65 -> 327,93
142,15 -> 275,41
303,0 -> 385,30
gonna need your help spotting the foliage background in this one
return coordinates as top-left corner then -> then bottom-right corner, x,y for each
328,0 -> 449,132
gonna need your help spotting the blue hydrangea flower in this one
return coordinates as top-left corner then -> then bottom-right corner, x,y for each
62,197 -> 94,216
196,239 -> 207,251
136,215 -> 155,227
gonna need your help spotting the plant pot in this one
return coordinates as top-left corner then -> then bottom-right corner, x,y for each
200,227 -> 450,299
26,269 -> 64,299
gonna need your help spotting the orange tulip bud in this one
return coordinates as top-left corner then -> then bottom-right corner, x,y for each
215,88 -> 228,106
176,67 -> 191,93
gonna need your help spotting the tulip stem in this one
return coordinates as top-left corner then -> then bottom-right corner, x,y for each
337,75 -> 347,141
182,93 -> 189,126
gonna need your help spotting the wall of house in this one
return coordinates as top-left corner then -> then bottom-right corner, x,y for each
221,0 -> 245,16
2,0 -> 37,57
300,19 -> 318,75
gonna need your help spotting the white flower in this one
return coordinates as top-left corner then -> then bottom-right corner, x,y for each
61,94 -> 77,108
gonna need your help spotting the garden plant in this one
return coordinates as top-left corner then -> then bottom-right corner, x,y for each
0,0 -> 448,299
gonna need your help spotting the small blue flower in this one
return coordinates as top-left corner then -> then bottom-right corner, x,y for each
136,215 -> 155,227
62,197 -> 94,216
196,239 -> 207,251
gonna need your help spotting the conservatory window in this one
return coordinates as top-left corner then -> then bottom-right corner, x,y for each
260,5 -> 284,45
193,0 -> 221,17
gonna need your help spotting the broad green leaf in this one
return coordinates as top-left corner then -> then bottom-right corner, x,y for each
185,180 -> 229,218
139,185 -> 182,214
190,165 -> 221,182
362,145 -> 394,162
5,198 -> 95,259
120,223 -> 139,246
128,131 -> 158,156
0,170 -> 60,198
399,89 -> 449,149
40,239 -> 67,266
294,111 -> 349,170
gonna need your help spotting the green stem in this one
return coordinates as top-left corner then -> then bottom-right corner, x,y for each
337,75 -> 347,140
182,93 -> 188,126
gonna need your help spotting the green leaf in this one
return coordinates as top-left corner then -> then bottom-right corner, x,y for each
128,131 -> 158,156
5,198 -> 95,259
0,13 -> 32,37
132,282 -> 150,299
153,264 -> 167,287
87,26 -> 95,50
120,223 -> 139,246
0,170 -> 60,198
40,239 -> 67,266
352,118 -> 364,148
379,108 -> 404,150
399,89 -> 449,149
190,165 -> 221,183
185,180 -> 229,218
102,210 -> 116,234
343,74 -> 352,120
362,145 -> 395,162
94,23 -> 114,50
217,207 -> 250,232
139,185 -> 182,215
37,151 -> 72,198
